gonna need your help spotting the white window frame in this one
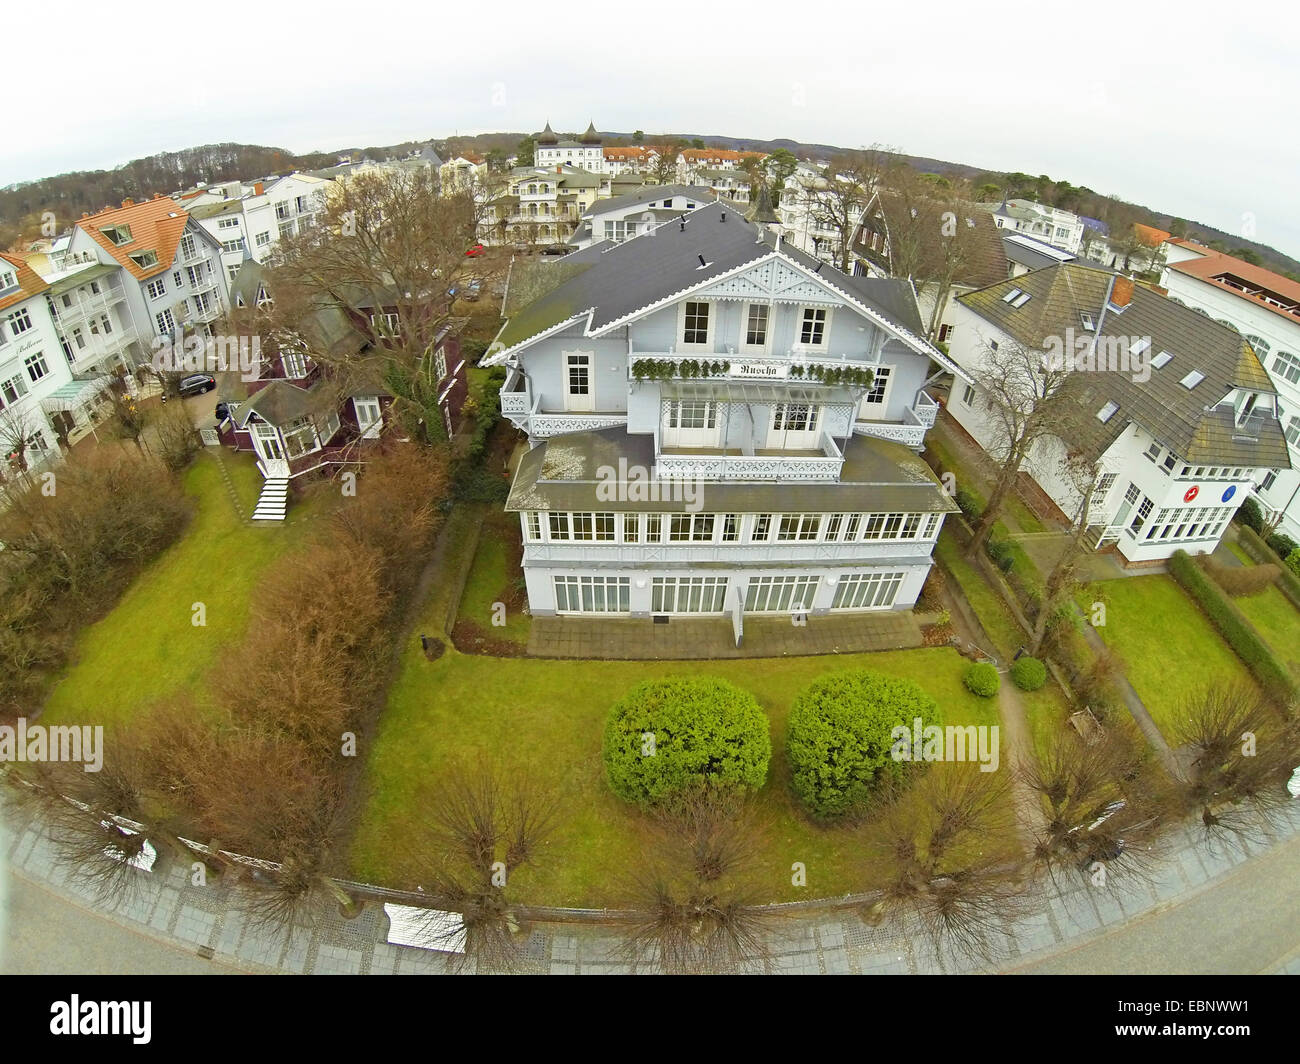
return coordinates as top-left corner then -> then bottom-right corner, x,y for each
679,300 -> 712,350
741,303 -> 770,353
799,306 -> 830,349
831,571 -> 905,610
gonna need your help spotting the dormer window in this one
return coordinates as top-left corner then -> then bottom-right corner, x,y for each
0,269 -> 17,292
129,250 -> 159,269
101,224 -> 132,246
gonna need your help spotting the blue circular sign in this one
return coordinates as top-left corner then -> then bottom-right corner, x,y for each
1222,485 -> 1236,503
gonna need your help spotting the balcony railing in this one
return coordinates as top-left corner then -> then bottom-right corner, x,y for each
522,538 -> 938,564
654,431 -> 844,482
178,242 -> 205,265
51,286 -> 126,324
853,406 -> 928,448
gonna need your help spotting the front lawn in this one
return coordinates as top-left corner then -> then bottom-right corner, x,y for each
935,531 -> 1024,659
353,642 -> 1012,906
1077,575 -> 1255,739
41,453 -> 322,729
1234,584 -> 1300,677
453,508 -> 530,649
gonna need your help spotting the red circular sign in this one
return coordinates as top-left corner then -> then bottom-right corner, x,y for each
1184,485 -> 1200,503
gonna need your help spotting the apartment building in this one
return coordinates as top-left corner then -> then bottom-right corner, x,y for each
988,198 -> 1085,255
568,185 -> 717,250
1161,240 -> 1300,540
483,201 -> 962,629
945,265 -> 1289,564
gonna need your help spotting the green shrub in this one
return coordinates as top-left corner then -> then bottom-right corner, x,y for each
1168,550 -> 1298,707
1266,532 -> 1298,561
955,488 -> 983,523
1287,549 -> 1300,579
1202,556 -> 1280,597
602,677 -> 771,807
1010,655 -> 1047,691
786,670 -> 941,819
963,661 -> 1001,697
986,539 -> 1015,573
1237,525 -> 1300,611
1236,497 -> 1264,533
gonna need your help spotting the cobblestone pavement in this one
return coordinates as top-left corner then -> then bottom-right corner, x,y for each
4,799 -> 1298,975
528,612 -> 923,660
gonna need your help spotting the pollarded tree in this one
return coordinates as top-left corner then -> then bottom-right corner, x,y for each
603,677 -> 771,808
786,669 -> 942,820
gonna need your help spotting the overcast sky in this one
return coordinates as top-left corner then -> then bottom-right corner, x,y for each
9,2 -> 1299,259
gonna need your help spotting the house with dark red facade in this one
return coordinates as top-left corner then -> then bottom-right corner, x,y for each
216,261 -> 468,520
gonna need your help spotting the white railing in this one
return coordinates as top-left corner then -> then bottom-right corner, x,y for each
654,432 -> 844,482
51,286 -> 126,325
854,410 -> 927,448
499,366 -> 531,417
914,390 -> 939,428
523,539 -> 938,564
528,412 -> 627,438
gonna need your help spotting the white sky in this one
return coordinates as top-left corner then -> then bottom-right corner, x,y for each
8,1 -> 1299,259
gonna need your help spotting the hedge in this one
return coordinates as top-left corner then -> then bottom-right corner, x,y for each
602,677 -> 771,807
1010,655 -> 1047,691
963,661 -> 1001,697
786,669 -> 941,819
1237,525 -> 1300,612
1168,550 -> 1298,706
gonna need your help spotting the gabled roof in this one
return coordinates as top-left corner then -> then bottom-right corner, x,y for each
0,251 -> 51,313
76,196 -> 193,281
958,263 -> 1290,468
487,201 -> 953,373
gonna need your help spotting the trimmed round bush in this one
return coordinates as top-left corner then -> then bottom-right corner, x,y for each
602,677 -> 771,807
786,669 -> 941,820
963,661 -> 1001,698
1010,655 -> 1047,691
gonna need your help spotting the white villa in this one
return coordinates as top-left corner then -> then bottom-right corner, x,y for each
1161,240 -> 1300,542
483,201 -> 963,630
945,266 -> 1289,565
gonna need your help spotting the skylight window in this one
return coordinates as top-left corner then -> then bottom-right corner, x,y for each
1080,312 -> 1095,331
1151,351 -> 1173,369
1097,401 -> 1119,423
1180,370 -> 1206,389
1002,288 -> 1023,303
1130,337 -> 1151,356
1011,292 -> 1032,308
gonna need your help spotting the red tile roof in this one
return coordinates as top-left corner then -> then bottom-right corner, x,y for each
1167,244 -> 1300,325
77,196 -> 192,281
0,251 -> 51,314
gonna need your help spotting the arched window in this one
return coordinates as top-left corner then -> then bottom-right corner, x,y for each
1271,351 -> 1300,385
1245,334 -> 1270,356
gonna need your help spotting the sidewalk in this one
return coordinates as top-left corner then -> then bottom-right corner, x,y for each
5,795 -> 1298,974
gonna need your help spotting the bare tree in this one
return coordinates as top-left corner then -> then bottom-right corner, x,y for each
0,404 -> 41,478
803,150 -> 886,272
618,792 -> 777,974
650,140 -> 686,186
861,767 -> 1025,966
963,339 -> 1082,561
400,761 -> 560,973
1171,684 -> 1299,849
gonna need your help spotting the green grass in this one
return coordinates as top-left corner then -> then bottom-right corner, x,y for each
1234,583 -> 1300,677
455,510 -> 530,645
41,453 -> 320,730
1227,541 -> 1255,566
924,432 -> 1046,535
1021,683 -> 1072,758
935,531 -> 1025,659
1077,575 -> 1255,739
353,642 -> 1009,906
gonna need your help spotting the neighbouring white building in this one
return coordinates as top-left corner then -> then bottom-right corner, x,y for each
945,265 -> 1289,565
482,201 -> 964,629
1161,240 -> 1300,541
0,253 -> 107,487
568,185 -> 717,250
65,196 -> 230,361
535,122 -> 605,172
988,198 -> 1085,256
480,165 -> 606,247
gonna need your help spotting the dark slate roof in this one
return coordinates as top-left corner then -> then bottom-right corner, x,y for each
229,259 -> 266,307
585,184 -> 716,218
854,193 -> 1009,290
489,201 -> 937,359
507,428 -> 958,514
958,264 -> 1291,469
236,379 -> 324,427
1001,234 -> 1074,272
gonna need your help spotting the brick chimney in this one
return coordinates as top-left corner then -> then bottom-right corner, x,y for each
253,181 -> 264,195
121,198 -> 134,208
1110,275 -> 1134,309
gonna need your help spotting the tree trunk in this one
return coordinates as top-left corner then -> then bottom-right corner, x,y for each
964,449 -> 1023,561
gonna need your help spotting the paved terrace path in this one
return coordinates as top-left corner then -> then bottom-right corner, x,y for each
7,793 -> 1298,975
527,612 -> 923,659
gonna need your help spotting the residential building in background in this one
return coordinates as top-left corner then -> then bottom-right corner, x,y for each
986,198 -> 1085,255
946,265 -> 1289,564
535,122 -> 604,171
483,201 -> 962,628
568,185 -> 716,250
1161,240 -> 1300,540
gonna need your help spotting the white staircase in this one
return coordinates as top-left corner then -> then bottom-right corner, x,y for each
252,459 -> 291,522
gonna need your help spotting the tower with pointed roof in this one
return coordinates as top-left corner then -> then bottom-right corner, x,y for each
580,121 -> 601,145
538,121 -> 558,145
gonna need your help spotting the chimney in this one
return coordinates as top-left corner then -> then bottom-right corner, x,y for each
253,182 -> 264,195
122,198 -> 134,208
1110,275 -> 1134,309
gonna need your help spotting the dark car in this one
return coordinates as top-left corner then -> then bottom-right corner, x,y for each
178,374 -> 216,397
214,400 -> 232,423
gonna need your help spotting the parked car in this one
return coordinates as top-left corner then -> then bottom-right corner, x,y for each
541,243 -> 572,256
465,243 -> 486,257
214,400 -> 232,422
178,374 -> 217,397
